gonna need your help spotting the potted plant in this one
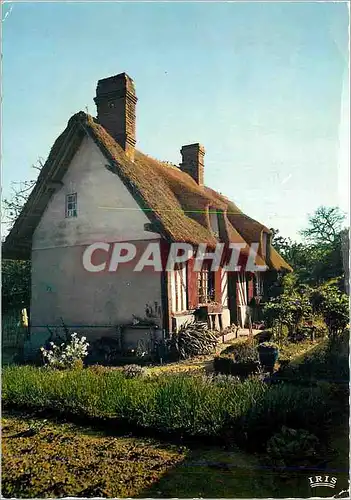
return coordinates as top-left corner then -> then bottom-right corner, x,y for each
257,342 -> 279,373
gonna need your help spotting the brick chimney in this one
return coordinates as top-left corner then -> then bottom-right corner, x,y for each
94,73 -> 137,161
180,143 -> 205,185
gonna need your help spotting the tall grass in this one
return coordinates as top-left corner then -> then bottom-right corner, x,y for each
2,365 -> 336,447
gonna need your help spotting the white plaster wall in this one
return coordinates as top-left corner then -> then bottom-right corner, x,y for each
29,136 -> 163,353
221,268 -> 228,307
32,136 -> 160,250
170,265 -> 187,313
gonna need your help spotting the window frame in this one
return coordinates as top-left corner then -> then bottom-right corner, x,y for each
65,192 -> 78,218
198,262 -> 215,304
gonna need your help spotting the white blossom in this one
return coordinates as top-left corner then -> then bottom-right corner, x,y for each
40,332 -> 89,369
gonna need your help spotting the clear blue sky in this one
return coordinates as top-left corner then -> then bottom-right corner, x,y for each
2,1 -> 349,239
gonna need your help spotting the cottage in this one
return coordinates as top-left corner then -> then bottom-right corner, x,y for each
3,72 -> 292,355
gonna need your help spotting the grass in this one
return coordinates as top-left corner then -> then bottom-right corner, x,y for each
275,334 -> 349,384
2,365 -> 338,451
2,411 -> 185,498
2,411 -> 349,498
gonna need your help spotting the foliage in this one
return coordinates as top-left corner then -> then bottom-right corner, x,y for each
214,340 -> 260,377
263,287 -> 312,340
266,426 -> 321,468
309,282 -> 349,342
271,205 -> 347,288
168,321 -> 219,360
2,365 -> 337,449
221,340 -> 259,363
1,260 -> 31,313
213,356 -> 260,377
300,206 -> 345,245
257,342 -> 279,350
88,336 -> 122,365
1,164 -> 42,314
40,333 -> 89,369
122,364 -> 148,379
275,332 -> 349,383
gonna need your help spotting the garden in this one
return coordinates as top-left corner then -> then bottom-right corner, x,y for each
2,275 -> 350,498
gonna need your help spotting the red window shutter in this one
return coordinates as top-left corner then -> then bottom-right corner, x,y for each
215,268 -> 222,302
248,275 -> 254,301
187,257 -> 198,309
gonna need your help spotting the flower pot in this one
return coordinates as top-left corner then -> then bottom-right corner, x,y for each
258,346 -> 279,373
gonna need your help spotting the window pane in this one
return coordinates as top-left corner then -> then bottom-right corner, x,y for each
66,193 -> 77,217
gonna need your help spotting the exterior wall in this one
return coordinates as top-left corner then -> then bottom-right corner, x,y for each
32,136 -> 160,250
236,272 -> 249,327
169,265 -> 187,314
170,263 -> 231,332
29,136 -> 162,354
221,268 -> 228,307
29,241 -> 163,354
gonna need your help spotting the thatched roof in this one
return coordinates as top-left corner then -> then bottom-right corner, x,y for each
2,112 -> 292,271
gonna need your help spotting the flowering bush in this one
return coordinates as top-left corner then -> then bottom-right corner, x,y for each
122,364 -> 148,379
40,333 -> 89,369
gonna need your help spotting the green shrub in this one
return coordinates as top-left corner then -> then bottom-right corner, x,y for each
2,365 -> 337,449
309,283 -> 349,342
222,340 -> 259,363
237,382 -> 332,450
266,426 -> 321,468
256,330 -> 273,343
277,334 -> 349,383
213,355 -> 260,377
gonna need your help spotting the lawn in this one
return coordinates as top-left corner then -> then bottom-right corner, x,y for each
2,411 -> 348,498
2,334 -> 349,498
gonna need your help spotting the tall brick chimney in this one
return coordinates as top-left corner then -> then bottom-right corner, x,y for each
94,73 -> 137,161
180,143 -> 205,185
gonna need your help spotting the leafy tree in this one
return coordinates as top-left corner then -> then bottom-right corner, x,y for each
1,160 -> 42,313
2,259 -> 31,313
270,205 -> 347,288
300,206 -> 345,245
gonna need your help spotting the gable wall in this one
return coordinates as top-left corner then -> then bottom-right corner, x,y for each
32,136 -> 160,250
29,137 -> 163,354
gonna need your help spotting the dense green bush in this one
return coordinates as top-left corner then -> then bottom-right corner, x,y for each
214,340 -> 261,377
213,356 -> 260,377
266,426 -> 321,468
263,292 -> 312,340
2,365 -> 337,450
221,340 -> 259,362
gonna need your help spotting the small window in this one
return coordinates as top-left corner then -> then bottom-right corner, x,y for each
198,263 -> 215,303
65,193 -> 77,218
209,207 -> 220,238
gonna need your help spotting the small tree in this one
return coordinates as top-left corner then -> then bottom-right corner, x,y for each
2,160 -> 42,313
310,283 -> 349,344
263,275 -> 312,342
